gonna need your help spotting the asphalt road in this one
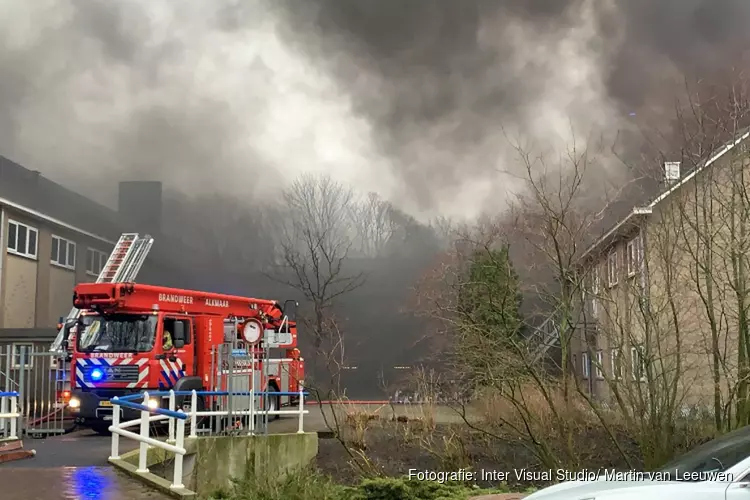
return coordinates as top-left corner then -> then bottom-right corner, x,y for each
0,428 -> 168,500
0,403 -> 473,499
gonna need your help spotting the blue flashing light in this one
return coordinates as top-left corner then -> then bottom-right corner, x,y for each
90,368 -> 104,381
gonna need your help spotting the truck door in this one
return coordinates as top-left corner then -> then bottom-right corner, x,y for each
160,316 -> 194,388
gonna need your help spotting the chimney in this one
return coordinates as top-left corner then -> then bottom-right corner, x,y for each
118,181 -> 162,234
664,161 -> 680,186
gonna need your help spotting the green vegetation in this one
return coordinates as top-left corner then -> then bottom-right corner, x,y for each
206,469 -> 521,500
458,245 -> 522,338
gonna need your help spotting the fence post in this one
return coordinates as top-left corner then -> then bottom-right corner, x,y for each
249,387 -> 255,435
136,392 -> 150,473
0,392 -> 6,437
190,390 -> 197,438
171,414 -> 186,490
297,386 -> 304,434
167,390 -> 176,443
109,398 -> 120,460
9,395 -> 17,439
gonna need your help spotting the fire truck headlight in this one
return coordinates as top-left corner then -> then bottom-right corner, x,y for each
90,368 -> 104,382
68,397 -> 81,409
147,398 -> 159,410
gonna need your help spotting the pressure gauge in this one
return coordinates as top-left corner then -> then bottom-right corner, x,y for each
242,319 -> 262,344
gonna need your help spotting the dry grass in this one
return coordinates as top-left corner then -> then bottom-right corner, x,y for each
474,383 -> 607,435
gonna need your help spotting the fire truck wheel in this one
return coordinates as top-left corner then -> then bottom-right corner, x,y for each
91,423 -> 111,436
267,391 -> 280,421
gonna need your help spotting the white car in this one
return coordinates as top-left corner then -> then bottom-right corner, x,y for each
525,424 -> 750,499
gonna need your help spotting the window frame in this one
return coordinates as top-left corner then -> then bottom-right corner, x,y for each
86,247 -> 109,277
51,235 -> 77,270
591,267 -> 600,316
626,235 -> 642,277
595,350 -> 604,379
7,219 -> 38,260
581,351 -> 590,379
611,348 -> 623,380
11,343 -> 34,369
631,345 -> 646,381
607,249 -> 619,287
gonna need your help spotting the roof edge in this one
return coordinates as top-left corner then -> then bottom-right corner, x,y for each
579,128 -> 750,265
647,129 -> 750,209
0,196 -> 115,245
579,207 -> 652,263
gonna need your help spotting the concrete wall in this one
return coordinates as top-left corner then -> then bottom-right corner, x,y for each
190,433 -> 318,496
48,266 -> 75,327
118,432 -> 319,498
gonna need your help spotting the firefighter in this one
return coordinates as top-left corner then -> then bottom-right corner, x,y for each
162,329 -> 173,351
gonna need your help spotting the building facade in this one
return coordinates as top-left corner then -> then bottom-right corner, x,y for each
0,202 -> 114,329
572,130 -> 750,410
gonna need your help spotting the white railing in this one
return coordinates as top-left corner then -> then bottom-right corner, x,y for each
0,391 -> 19,439
109,388 -> 308,491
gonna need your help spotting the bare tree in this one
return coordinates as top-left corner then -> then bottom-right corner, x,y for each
417,135 -> 636,470
667,73 -> 750,431
348,192 -> 396,258
268,173 -> 366,393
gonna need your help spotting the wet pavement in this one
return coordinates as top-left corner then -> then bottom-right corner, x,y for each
0,429 -> 171,500
0,467 -> 172,500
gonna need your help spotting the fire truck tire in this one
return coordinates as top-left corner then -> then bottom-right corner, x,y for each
192,395 -> 208,429
91,423 -> 111,436
267,384 -> 281,421
268,391 -> 280,421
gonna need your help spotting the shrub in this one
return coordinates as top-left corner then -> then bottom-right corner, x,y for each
209,469 -> 513,500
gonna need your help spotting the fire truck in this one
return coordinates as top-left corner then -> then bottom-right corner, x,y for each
65,282 -> 304,434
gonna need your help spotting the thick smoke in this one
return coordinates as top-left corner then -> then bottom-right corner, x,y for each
0,0 -> 748,219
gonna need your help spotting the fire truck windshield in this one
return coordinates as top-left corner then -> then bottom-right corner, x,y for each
76,313 -> 158,353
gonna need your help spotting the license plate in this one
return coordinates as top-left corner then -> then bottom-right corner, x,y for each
99,401 -> 112,407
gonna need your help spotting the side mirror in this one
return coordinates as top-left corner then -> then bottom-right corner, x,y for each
283,300 -> 298,322
173,322 -> 186,349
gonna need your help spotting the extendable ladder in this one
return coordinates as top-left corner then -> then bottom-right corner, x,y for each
49,233 -> 154,352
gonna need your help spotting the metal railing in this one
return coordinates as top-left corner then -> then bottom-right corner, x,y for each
109,388 -> 308,491
0,345 -> 68,437
0,391 -> 19,439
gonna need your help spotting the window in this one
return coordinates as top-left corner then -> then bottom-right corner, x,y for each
631,345 -> 646,381
51,235 -> 76,270
591,267 -> 600,316
595,350 -> 604,379
86,248 -> 108,276
581,352 -> 590,379
611,348 -> 623,379
607,249 -> 619,287
626,235 -> 642,277
162,317 -> 192,350
7,220 -> 38,259
11,343 -> 34,369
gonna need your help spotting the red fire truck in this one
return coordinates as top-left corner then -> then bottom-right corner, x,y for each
65,282 -> 304,434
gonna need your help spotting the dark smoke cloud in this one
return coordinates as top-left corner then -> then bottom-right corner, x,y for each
0,0 -> 748,219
